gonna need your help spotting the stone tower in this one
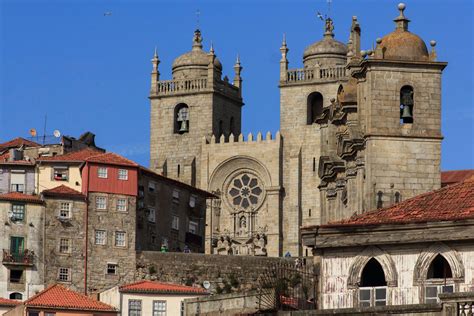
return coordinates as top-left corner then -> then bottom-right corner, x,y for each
316,3 -> 447,223
149,30 -> 243,186
279,18 -> 349,256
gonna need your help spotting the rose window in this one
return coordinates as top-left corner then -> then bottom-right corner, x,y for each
228,173 -> 263,210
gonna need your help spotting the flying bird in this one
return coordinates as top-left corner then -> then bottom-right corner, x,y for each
316,11 -> 324,20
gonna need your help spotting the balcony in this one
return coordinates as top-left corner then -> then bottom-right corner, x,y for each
2,249 -> 34,266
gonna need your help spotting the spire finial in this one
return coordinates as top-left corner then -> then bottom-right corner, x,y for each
210,41 -> 215,54
394,3 -> 410,31
153,46 -> 158,58
324,17 -> 334,38
282,33 -> 287,46
235,53 -> 240,65
192,29 -> 203,50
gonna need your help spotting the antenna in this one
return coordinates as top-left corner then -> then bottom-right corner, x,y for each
43,115 -> 47,145
196,9 -> 201,29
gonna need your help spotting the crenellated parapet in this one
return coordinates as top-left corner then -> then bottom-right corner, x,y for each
203,131 -> 281,146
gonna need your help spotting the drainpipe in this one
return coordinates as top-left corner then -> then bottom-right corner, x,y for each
84,161 -> 90,295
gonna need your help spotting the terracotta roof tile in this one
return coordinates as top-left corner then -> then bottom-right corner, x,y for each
0,297 -> 21,306
25,284 -> 116,312
0,137 -> 40,150
37,148 -> 102,162
325,178 -> 474,227
85,152 -> 138,167
42,185 -> 85,199
119,280 -> 208,295
0,192 -> 43,204
442,170 -> 474,187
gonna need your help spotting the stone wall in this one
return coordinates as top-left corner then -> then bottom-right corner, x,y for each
136,252 -> 302,294
184,290 -> 262,316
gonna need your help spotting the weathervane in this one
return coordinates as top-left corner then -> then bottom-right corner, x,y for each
316,0 -> 334,37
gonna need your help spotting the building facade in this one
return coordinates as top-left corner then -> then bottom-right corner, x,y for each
149,3 -> 446,257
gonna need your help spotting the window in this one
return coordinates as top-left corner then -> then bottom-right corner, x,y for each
172,216 -> 179,230
10,170 -> 25,193
177,164 -> 181,178
376,191 -> 384,209
115,231 -> 126,247
117,198 -> 127,212
175,103 -> 189,134
59,202 -> 71,219
148,182 -> 156,193
11,203 -> 25,221
189,220 -> 199,234
9,292 -> 22,300
148,208 -> 156,223
107,263 -> 117,275
153,300 -> 167,316
96,196 -> 107,210
118,169 -> 128,180
98,167 -> 108,178
28,312 -> 39,316
9,269 -> 23,283
129,299 -> 142,316
53,167 -> 68,181
59,238 -> 71,253
394,192 -> 401,204
425,254 -> 454,303
400,85 -> 414,124
307,92 -> 324,124
172,189 -> 180,202
189,195 -> 196,208
58,268 -> 70,282
313,157 -> 316,172
95,230 -> 107,245
359,258 -> 387,307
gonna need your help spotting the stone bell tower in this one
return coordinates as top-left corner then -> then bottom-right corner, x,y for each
149,30 -> 244,186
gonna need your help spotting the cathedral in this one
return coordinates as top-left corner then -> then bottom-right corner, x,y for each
149,3 -> 446,257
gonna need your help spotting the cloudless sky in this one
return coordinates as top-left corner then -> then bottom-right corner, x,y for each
1,0 -> 473,170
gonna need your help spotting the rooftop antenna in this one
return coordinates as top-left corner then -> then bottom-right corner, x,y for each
43,115 -> 47,145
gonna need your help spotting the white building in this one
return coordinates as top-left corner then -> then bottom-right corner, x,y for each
99,280 -> 208,315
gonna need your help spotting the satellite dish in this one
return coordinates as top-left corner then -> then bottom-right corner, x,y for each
29,128 -> 37,137
202,281 -> 211,289
53,130 -> 61,138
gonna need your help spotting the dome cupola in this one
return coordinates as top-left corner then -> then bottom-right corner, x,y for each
172,29 -> 222,79
303,18 -> 348,67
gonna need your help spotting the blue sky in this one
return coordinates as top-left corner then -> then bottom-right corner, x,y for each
1,0 -> 473,170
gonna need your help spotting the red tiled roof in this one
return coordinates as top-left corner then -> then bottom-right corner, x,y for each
119,280 -> 208,295
25,284 -> 116,312
37,148 -> 102,162
0,297 -> 21,306
42,185 -> 85,199
324,178 -> 474,227
442,170 -> 474,187
85,152 -> 138,167
0,192 -> 43,204
0,137 -> 40,150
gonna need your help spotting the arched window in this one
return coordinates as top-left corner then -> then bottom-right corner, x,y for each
425,254 -> 454,303
230,117 -> 235,136
307,92 -> 324,125
394,192 -> 401,203
177,164 -> 181,178
174,103 -> 189,134
359,258 -> 387,307
9,292 -> 22,300
377,191 -> 384,209
400,85 -> 414,124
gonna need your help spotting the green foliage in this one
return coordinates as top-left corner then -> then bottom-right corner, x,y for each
148,265 -> 157,275
228,274 -> 240,288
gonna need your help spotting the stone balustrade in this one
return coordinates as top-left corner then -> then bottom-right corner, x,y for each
154,78 -> 208,95
286,65 -> 347,83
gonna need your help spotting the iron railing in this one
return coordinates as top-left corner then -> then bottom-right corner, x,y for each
2,249 -> 34,266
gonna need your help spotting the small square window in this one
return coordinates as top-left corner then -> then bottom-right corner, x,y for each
148,182 -> 156,193
98,167 -> 108,178
117,198 -> 127,212
118,169 -> 128,180
189,195 -> 197,208
11,204 -> 25,221
148,208 -> 156,223
115,231 -> 126,247
59,238 -> 71,253
153,300 -> 167,316
58,267 -> 70,282
59,202 -> 71,219
53,167 -> 68,181
172,189 -> 180,202
96,196 -> 107,210
107,263 -> 117,275
189,220 -> 199,234
95,230 -> 107,245
10,269 -> 23,283
129,300 -> 142,316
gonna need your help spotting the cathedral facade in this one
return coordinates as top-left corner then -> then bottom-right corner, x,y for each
149,3 -> 446,257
